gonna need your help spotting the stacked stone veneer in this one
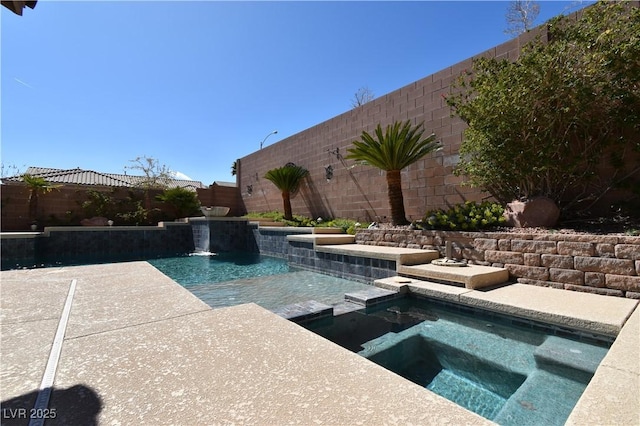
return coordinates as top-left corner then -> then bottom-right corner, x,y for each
356,230 -> 640,299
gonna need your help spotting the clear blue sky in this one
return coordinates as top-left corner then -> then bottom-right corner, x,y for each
2,1 -> 590,184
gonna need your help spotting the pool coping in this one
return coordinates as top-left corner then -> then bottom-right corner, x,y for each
1,262 -> 638,424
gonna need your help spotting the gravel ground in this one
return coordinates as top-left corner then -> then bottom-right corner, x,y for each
372,217 -> 640,236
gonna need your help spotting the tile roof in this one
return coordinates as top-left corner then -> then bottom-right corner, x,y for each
2,167 -> 206,190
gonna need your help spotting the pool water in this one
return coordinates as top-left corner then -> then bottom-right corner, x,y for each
303,297 -> 611,426
149,252 -> 289,287
148,253 -> 372,310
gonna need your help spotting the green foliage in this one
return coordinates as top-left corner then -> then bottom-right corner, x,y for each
81,189 -> 151,225
244,211 -> 285,221
81,189 -> 118,218
116,199 -> 149,226
447,1 -> 640,214
22,174 -> 57,193
264,163 -> 309,220
156,187 -> 201,219
345,120 -> 441,225
320,218 -> 370,235
345,121 -> 441,171
264,164 -> 309,194
22,174 -> 60,221
242,213 -> 369,234
420,201 -> 506,231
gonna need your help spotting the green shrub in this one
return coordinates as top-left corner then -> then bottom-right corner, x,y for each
421,201 -> 506,231
320,218 -> 370,235
243,213 -> 369,234
81,189 -> 118,219
446,1 -> 640,214
156,187 -> 201,219
243,211 -> 285,221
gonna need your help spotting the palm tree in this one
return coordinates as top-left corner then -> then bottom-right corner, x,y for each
264,164 -> 309,220
22,174 -> 59,225
346,120 -> 441,225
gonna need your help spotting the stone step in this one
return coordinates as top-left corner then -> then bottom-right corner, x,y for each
534,335 -> 608,378
316,244 -> 439,265
344,287 -> 402,307
493,369 -> 587,426
272,300 -> 333,322
398,263 -> 509,290
287,234 -> 356,245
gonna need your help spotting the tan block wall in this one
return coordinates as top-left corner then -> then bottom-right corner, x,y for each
236,5 -> 639,222
356,229 -> 640,299
196,185 -> 242,217
1,183 -> 242,231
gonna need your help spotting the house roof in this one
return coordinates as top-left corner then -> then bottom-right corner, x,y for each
211,181 -> 237,188
2,167 -> 206,190
1,0 -> 37,16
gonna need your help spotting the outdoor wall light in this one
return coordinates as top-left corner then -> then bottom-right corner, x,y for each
325,165 -> 334,182
246,185 -> 253,196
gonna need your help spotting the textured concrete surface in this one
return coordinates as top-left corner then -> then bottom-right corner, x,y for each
566,306 -> 640,426
398,263 -> 509,289
0,273 -> 71,403
317,243 -> 439,265
0,262 -> 490,425
460,283 -> 638,336
2,261 -> 638,425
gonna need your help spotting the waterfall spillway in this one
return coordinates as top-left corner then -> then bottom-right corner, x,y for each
191,220 -> 213,255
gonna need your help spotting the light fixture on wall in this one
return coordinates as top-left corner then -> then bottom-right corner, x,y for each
246,185 -> 253,196
260,130 -> 278,149
325,165 -> 333,182
327,147 -> 341,160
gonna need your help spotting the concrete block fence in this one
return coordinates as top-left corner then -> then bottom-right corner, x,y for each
356,229 -> 640,299
237,3 -> 639,222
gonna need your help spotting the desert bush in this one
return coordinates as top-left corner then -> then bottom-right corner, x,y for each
421,201 -> 506,231
447,1 -> 640,214
156,187 -> 201,219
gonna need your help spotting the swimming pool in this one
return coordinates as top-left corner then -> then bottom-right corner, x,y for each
148,253 -> 373,310
302,296 -> 611,426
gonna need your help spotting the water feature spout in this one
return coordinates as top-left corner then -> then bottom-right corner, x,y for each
432,240 -> 467,267
191,219 -> 212,254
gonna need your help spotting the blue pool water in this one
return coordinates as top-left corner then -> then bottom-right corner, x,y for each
148,253 -> 372,310
149,252 -> 289,287
303,297 -> 611,426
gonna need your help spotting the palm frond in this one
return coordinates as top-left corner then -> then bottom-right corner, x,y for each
264,164 -> 309,193
345,120 -> 441,171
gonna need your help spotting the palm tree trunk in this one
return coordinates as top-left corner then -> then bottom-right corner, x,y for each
386,170 -> 408,225
28,191 -> 38,223
282,191 -> 293,220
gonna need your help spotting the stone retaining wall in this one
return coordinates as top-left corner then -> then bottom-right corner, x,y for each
356,229 -> 640,299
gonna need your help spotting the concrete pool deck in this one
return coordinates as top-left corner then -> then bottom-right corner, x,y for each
1,262 -> 638,424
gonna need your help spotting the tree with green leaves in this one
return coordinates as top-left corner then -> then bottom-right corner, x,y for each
447,1 -> 640,215
346,120 -> 441,225
22,174 -> 59,225
264,164 -> 309,220
156,187 -> 201,219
